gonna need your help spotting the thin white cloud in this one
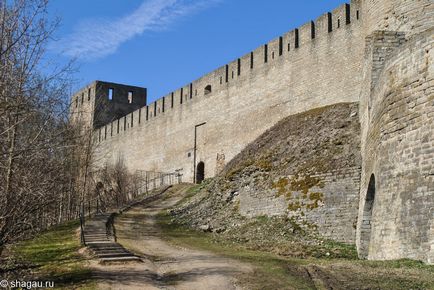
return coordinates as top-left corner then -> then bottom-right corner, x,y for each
52,0 -> 220,61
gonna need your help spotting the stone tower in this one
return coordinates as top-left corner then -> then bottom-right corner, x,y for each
70,81 -> 147,129
362,0 -> 434,37
356,0 -> 434,263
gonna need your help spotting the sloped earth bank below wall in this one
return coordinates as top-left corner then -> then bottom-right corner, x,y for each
170,102 -> 362,256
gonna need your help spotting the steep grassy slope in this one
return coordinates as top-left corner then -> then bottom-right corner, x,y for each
0,221 -> 93,289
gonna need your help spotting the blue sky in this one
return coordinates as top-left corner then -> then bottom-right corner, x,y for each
48,0 -> 347,103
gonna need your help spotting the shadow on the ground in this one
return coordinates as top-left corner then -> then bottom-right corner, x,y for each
91,265 -> 242,287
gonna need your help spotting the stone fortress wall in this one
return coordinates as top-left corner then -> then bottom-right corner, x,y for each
70,0 -> 434,263
73,0 -> 365,181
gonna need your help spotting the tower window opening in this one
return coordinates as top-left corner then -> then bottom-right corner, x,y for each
108,88 -> 114,100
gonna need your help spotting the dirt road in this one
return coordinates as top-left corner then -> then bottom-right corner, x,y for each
91,185 -> 252,290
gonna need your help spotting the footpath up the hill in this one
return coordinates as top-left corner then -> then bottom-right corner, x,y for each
91,185 -> 252,290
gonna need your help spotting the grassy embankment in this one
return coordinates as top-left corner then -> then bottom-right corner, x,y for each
2,220 -> 94,289
157,184 -> 434,290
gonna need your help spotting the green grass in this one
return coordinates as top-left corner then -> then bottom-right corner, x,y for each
157,212 -> 314,290
171,183 -> 204,206
158,212 -> 434,289
10,220 -> 95,289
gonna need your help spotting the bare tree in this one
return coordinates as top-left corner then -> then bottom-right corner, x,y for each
0,0 -> 75,255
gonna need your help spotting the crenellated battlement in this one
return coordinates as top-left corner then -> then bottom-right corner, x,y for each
83,0 -> 366,143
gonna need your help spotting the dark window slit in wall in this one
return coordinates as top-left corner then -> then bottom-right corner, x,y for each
345,4 -> 351,24
250,52 -> 254,69
124,117 -> 126,130
154,102 -> 157,117
190,83 -> 193,99
88,88 -> 91,101
311,21 -> 315,39
295,29 -> 299,49
225,65 -> 229,82
279,36 -> 283,56
204,85 -> 212,95
237,58 -> 241,76
162,97 -> 165,112
108,88 -> 114,100
338,19 -> 341,28
75,98 -> 78,108
139,108 -> 141,124
99,129 -> 101,142
195,89 -> 197,96
131,113 -> 134,128
288,43 -> 290,51
171,92 -> 174,108
356,10 -> 360,20
117,119 -> 120,134
328,12 -> 333,32
146,106 -> 149,120
232,71 -> 234,79
272,52 -> 275,59
111,123 -> 113,136
264,44 -> 268,63
180,88 -> 183,104
104,126 -> 107,139
81,93 -> 84,104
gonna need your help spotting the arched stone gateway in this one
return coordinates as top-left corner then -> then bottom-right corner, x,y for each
359,174 -> 376,259
196,161 -> 205,184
